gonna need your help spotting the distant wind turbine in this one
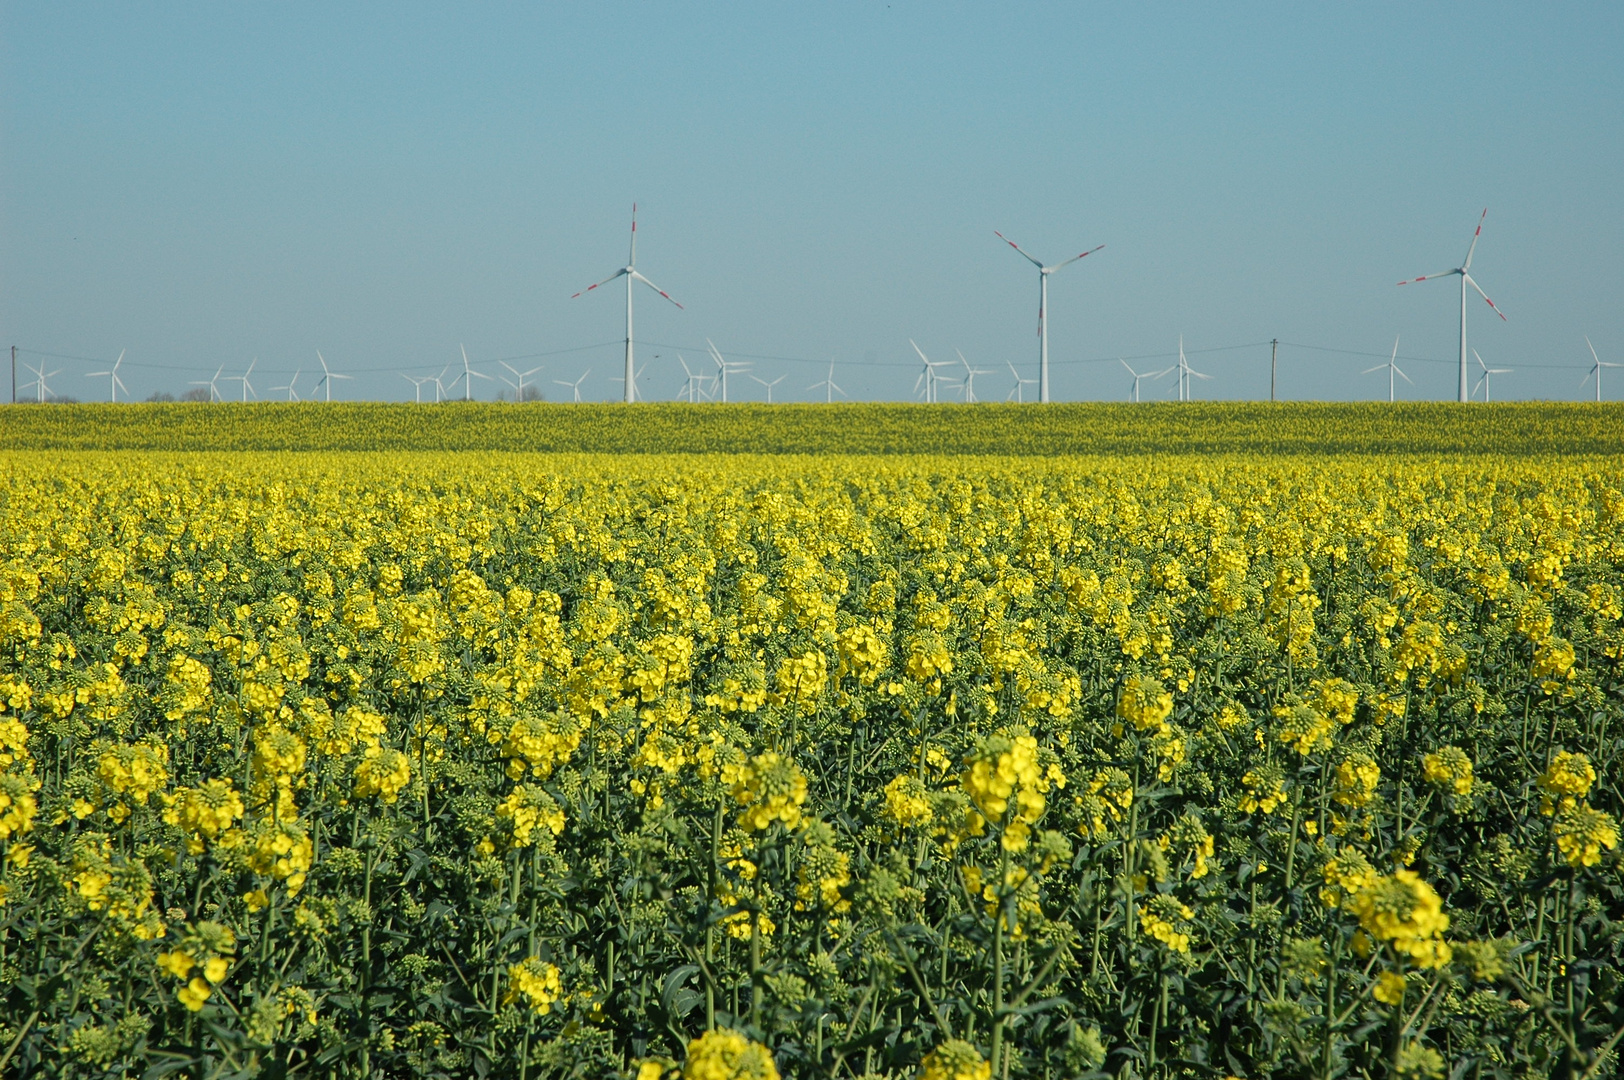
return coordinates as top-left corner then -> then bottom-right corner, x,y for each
273,370 -> 301,402
1472,350 -> 1512,403
554,370 -> 591,403
1005,361 -> 1037,403
21,361 -> 60,403
677,356 -> 713,402
230,359 -> 258,403
448,345 -> 492,402
571,203 -> 684,403
1119,358 -> 1169,403
956,351 -> 995,403
994,230 -> 1104,403
1362,336 -> 1413,403
910,340 -> 956,404
498,362 -> 545,401
313,352 -> 352,402
191,365 -> 226,403
1396,209 -> 1507,403
1171,337 -> 1211,402
808,361 -> 846,404
1583,338 -> 1619,402
401,374 -> 432,403
86,350 -> 127,402
707,340 -> 750,402
749,373 -> 787,403
609,364 -> 648,401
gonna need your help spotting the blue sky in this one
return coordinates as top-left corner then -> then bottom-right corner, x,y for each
3,4 -> 1621,403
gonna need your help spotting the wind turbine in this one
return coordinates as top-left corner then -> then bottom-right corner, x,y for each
1396,209 -> 1508,403
554,370 -> 590,403
749,373 -> 788,403
498,361 -> 545,401
1170,337 -> 1212,402
447,345 -> 493,402
910,340 -> 956,404
21,361 -> 60,403
190,366 -> 226,403
273,370 -> 301,402
230,359 -> 258,402
313,352 -> 352,402
1005,361 -> 1037,403
401,374 -> 433,403
707,340 -> 750,402
1582,338 -> 1619,402
1361,336 -> 1413,403
956,350 -> 995,403
1471,350 -> 1512,403
571,203 -> 685,403
994,230 -> 1105,403
808,361 -> 846,403
1119,358 -> 1169,403
86,350 -> 127,402
677,356 -> 713,402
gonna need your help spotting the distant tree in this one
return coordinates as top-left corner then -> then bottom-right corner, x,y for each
146,391 -> 177,402
180,388 -> 211,402
520,385 -> 545,402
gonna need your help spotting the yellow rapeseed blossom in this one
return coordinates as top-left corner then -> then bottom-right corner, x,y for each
503,958 -> 563,1015
683,1028 -> 780,1080
1553,804 -> 1619,868
728,752 -> 808,832
917,1040 -> 992,1080
1117,674 -> 1173,733
1347,871 -> 1451,969
1140,895 -> 1195,953
495,784 -> 567,847
1421,747 -> 1474,797
1538,751 -> 1596,815
352,746 -> 412,803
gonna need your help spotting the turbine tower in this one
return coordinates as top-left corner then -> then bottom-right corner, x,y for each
1119,358 -> 1168,403
554,370 -> 590,403
1396,209 -> 1507,403
1171,337 -> 1211,402
808,361 -> 846,403
1005,361 -> 1037,403
572,204 -> 684,403
313,352 -> 352,402
994,230 -> 1104,403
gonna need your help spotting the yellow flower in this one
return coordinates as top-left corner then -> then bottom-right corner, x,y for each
1553,804 -> 1619,868
917,1039 -> 992,1080
1346,871 -> 1451,969
727,752 -> 808,832
1373,970 -> 1407,1005
1117,674 -> 1173,732
503,958 -> 563,1015
683,1028 -> 780,1080
1421,747 -> 1474,797
1538,751 -> 1596,815
178,977 -> 212,1012
352,746 -> 412,803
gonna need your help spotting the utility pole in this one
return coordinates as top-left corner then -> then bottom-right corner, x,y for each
1270,339 -> 1278,402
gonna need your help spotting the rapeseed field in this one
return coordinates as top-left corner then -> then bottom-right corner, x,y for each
0,448 -> 1620,1079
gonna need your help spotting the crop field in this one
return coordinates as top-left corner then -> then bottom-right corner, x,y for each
3,401 -> 1624,456
0,439 -> 1621,1078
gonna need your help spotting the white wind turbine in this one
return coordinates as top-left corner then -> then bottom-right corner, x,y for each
554,370 -> 591,403
1472,350 -> 1512,403
1170,337 -> 1212,402
677,356 -> 713,402
273,370 -> 301,402
21,361 -> 60,403
401,374 -> 432,403
956,350 -> 995,403
808,361 -> 846,404
749,373 -> 787,403
1396,209 -> 1508,403
571,203 -> 685,403
1119,358 -> 1169,403
910,340 -> 956,404
230,359 -> 258,402
86,350 -> 127,402
1582,338 -> 1619,402
1005,361 -> 1037,403
448,345 -> 493,402
994,230 -> 1105,403
1362,336 -> 1413,403
313,352 -> 352,402
191,365 -> 226,403
498,362 -> 545,402
707,340 -> 751,402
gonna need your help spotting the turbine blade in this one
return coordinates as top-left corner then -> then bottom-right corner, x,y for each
1396,366 -> 1413,385
629,271 -> 684,309
571,269 -> 628,298
1396,270 -> 1459,286
1587,337 -> 1600,366
1462,208 -> 1487,270
1361,364 -> 1388,375
1054,243 -> 1105,269
993,231 -> 1044,269
1464,274 -> 1507,320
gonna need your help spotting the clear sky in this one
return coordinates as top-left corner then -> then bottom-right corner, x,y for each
3,3 -> 1621,403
